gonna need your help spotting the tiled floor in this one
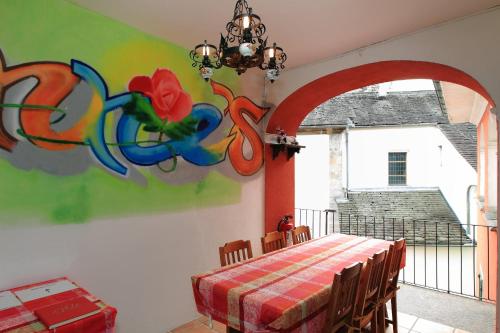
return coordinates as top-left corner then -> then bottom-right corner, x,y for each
169,312 -> 472,333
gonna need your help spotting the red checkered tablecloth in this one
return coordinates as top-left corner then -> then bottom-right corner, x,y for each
192,234 -> 405,333
0,278 -> 116,333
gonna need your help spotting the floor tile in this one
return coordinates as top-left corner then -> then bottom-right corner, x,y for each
212,321 -> 226,333
385,324 -> 409,333
170,320 -> 200,332
395,312 -> 418,329
171,319 -> 215,333
412,318 -> 454,333
197,316 -> 226,333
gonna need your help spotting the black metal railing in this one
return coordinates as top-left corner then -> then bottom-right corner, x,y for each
294,208 -> 497,302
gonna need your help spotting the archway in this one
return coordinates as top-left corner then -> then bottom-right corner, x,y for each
265,60 -> 496,233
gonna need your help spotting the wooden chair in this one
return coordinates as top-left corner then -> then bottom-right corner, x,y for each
219,240 -> 253,267
351,250 -> 387,333
322,262 -> 363,333
261,231 -> 286,254
292,225 -> 312,245
377,239 -> 406,333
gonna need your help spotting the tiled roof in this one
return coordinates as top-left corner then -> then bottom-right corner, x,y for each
300,90 -> 448,128
438,123 -> 477,170
299,89 -> 478,170
336,190 -> 471,245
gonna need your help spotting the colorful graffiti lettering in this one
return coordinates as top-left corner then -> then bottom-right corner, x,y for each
0,49 -> 268,178
211,81 -> 269,176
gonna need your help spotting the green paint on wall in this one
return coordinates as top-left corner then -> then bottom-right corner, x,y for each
0,159 -> 241,225
0,0 -> 244,225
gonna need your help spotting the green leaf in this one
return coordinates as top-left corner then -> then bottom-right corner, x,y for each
162,115 -> 198,140
123,93 -> 165,132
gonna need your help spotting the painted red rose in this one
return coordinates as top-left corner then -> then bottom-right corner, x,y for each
128,69 -> 192,122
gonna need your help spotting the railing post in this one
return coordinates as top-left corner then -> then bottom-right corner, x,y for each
323,209 -> 336,236
424,222 -> 427,287
402,218 -> 405,283
436,222 -> 438,290
473,225 -> 476,298
413,220 -> 416,285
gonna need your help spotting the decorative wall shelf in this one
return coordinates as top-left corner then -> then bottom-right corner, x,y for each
269,143 -> 305,160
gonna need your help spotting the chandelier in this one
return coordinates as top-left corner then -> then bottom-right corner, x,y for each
189,0 -> 287,83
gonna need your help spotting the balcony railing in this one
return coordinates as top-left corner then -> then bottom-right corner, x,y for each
294,208 -> 497,302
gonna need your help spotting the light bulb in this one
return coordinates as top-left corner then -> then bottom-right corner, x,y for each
268,47 -> 275,59
242,15 -> 250,29
202,45 -> 209,56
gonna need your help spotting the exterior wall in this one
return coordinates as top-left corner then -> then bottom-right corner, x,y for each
477,214 -> 498,302
329,132 -> 346,207
348,127 -> 438,189
476,109 -> 498,303
296,125 -> 477,226
295,134 -> 330,209
347,126 -> 476,224
0,1 -> 266,332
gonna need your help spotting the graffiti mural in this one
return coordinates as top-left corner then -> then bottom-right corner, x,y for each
0,49 -> 268,178
0,0 -> 275,225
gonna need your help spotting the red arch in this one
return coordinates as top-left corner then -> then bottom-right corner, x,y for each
265,60 -> 495,232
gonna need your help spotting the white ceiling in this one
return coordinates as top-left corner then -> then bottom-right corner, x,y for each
69,0 -> 500,68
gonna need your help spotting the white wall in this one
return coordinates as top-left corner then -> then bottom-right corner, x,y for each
0,177 -> 264,333
348,127 -> 440,189
347,126 -> 477,224
436,129 -> 478,225
295,134 -> 330,209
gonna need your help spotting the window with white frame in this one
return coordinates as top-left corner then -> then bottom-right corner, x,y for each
388,152 -> 407,185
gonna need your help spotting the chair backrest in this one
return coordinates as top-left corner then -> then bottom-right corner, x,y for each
219,240 -> 253,267
292,225 -> 312,245
380,238 -> 406,298
355,250 -> 387,317
322,262 -> 363,333
261,231 -> 286,254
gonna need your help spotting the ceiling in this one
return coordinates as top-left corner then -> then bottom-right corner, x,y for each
69,0 -> 500,69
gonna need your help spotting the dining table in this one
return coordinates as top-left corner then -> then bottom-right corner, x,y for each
192,233 -> 406,333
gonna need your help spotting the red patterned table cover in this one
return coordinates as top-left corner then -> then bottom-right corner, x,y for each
192,234 -> 405,333
0,278 -> 117,333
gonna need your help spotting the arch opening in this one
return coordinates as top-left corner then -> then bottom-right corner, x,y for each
265,60 -> 496,233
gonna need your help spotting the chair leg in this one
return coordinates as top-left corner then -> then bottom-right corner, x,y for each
371,313 -> 378,333
376,305 -> 384,333
391,296 -> 398,333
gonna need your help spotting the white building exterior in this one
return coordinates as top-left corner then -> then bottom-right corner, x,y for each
346,125 -> 477,225
296,86 -> 478,226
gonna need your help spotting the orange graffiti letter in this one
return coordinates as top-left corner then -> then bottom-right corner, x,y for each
211,80 -> 269,176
